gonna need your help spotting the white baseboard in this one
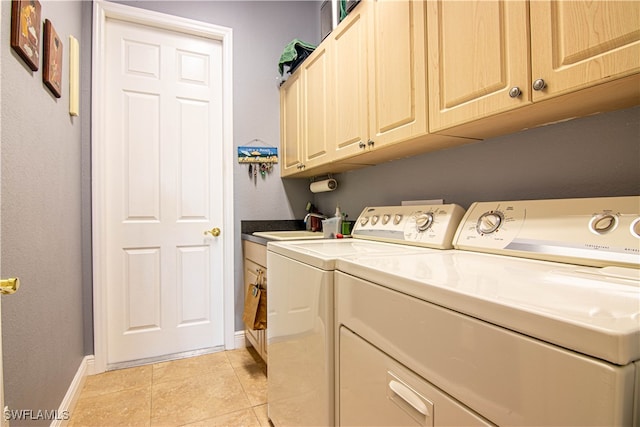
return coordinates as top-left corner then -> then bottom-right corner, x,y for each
52,355 -> 94,427
234,330 -> 246,349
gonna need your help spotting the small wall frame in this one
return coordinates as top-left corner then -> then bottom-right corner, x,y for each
43,19 -> 63,98
10,0 -> 42,71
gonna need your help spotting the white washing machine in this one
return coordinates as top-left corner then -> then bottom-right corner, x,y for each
267,204 -> 466,427
336,196 -> 640,426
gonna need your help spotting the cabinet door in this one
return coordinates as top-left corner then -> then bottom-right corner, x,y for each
243,258 -> 265,355
427,0 -> 530,133
368,0 -> 427,148
530,1 -> 640,101
332,3 -> 370,161
280,72 -> 303,176
303,45 -> 333,169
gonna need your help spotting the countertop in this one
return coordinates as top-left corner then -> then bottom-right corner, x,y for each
241,219 -> 306,246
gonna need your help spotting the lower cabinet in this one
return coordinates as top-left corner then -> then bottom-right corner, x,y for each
243,240 -> 268,363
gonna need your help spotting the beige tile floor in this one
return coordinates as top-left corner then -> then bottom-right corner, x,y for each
69,347 -> 269,427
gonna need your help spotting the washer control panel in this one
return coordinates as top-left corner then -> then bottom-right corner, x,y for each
454,196 -> 640,268
352,204 -> 465,249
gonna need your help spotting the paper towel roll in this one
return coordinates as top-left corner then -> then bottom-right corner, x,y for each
310,178 -> 337,193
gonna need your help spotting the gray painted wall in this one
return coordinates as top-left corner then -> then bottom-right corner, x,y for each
313,106 -> 640,218
1,0 -> 85,423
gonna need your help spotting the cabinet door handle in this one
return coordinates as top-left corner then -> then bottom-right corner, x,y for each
367,139 -> 375,147
509,86 -> 521,98
358,141 -> 366,149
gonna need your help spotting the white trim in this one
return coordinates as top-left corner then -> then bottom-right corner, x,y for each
91,1 -> 235,374
106,346 -> 225,371
235,330 -> 247,349
51,355 -> 94,427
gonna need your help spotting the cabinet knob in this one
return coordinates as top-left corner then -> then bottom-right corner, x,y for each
508,87 -> 521,98
532,79 -> 546,91
358,141 -> 366,149
367,140 -> 375,147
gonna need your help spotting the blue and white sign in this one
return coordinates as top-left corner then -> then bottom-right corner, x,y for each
238,146 -> 278,164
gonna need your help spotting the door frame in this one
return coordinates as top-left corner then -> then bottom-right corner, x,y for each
91,0 -> 235,373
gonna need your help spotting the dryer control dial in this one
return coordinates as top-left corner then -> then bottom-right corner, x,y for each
589,213 -> 618,235
476,211 -> 504,235
415,212 -> 434,232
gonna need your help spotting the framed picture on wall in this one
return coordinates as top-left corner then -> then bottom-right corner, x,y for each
10,0 -> 42,71
43,19 -> 63,98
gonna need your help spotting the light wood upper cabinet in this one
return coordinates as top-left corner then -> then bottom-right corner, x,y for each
279,0 -> 468,177
530,1 -> 640,100
330,0 -> 429,163
303,45 -> 333,169
280,0 -> 638,176
427,0 -> 640,135
427,0 -> 530,133
367,0 -> 427,149
280,72 -> 303,176
280,46 -> 332,177
331,3 -> 369,161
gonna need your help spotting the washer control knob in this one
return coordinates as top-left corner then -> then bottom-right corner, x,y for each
415,212 -> 434,232
371,215 -> 380,226
631,218 -> 640,238
589,213 -> 618,235
394,214 -> 403,225
476,211 -> 503,235
382,214 -> 391,225
360,216 -> 369,226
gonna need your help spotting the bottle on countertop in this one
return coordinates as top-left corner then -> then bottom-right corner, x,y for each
322,204 -> 343,238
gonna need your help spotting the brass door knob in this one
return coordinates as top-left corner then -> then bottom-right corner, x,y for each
204,227 -> 221,237
0,278 -> 20,295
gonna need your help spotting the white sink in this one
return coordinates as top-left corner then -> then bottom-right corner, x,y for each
253,230 -> 325,241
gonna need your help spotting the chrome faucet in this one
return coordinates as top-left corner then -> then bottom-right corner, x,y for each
304,212 -> 328,224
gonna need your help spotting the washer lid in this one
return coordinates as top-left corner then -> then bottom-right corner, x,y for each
337,250 -> 640,365
267,239 -> 433,270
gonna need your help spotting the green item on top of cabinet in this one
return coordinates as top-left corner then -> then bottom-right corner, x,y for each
278,38 -> 316,75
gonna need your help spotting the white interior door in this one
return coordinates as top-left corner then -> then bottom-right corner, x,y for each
0,0 -> 4,418
103,18 -> 225,365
